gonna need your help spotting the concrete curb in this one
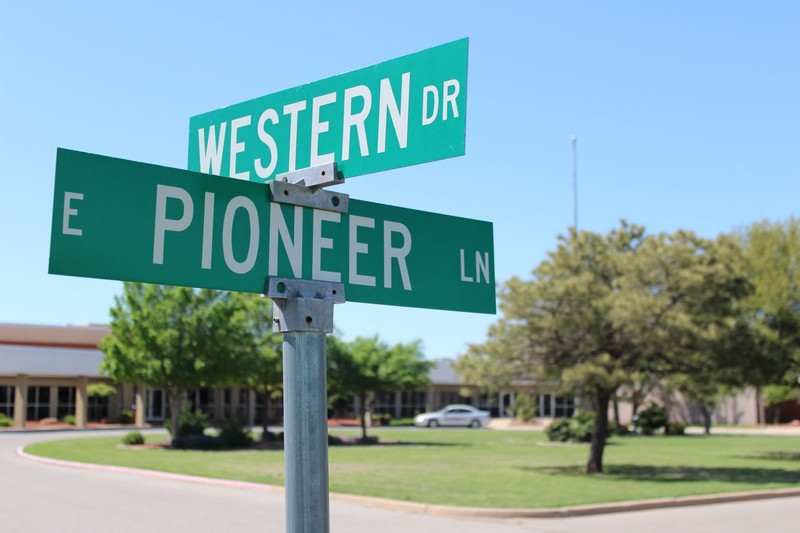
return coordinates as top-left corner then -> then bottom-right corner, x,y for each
16,446 -> 800,519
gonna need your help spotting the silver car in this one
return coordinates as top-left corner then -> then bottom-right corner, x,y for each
413,404 -> 491,428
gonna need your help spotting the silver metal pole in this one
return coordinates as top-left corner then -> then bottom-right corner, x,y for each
282,330 -> 330,533
266,164 -> 347,533
571,135 -> 578,231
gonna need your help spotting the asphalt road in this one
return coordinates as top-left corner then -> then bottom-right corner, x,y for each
1,429 -> 798,533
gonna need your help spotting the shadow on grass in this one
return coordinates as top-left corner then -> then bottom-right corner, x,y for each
536,464 -> 800,484
739,452 -> 800,462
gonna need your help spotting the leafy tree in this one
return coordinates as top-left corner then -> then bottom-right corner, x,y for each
101,283 -> 254,439
740,218 -> 800,416
328,335 -> 432,440
233,293 -> 284,439
459,223 -> 754,473
87,383 -> 117,398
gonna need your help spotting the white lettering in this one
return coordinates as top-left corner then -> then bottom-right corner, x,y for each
383,221 -> 412,290
222,196 -> 259,274
348,215 -> 376,287
460,249 -> 473,282
443,79 -> 460,121
201,192 -> 215,269
342,85 -> 372,161
62,192 -> 84,236
311,92 -> 337,166
268,203 -> 303,278
255,109 -> 279,180
229,116 -> 251,180
378,72 -> 410,153
421,85 -> 439,126
153,185 -> 194,265
283,101 -> 307,172
312,210 -> 341,282
476,251 -> 490,283
198,123 -> 227,175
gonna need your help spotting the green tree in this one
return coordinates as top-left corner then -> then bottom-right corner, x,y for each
740,218 -> 800,418
101,283 -> 254,439
459,223 -> 753,473
234,293 -> 284,439
328,335 -> 432,440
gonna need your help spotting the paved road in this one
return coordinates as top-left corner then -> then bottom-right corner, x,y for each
1,430 -> 798,533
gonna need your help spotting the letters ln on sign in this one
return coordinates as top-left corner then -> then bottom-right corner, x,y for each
50,149 -> 495,314
188,39 -> 468,182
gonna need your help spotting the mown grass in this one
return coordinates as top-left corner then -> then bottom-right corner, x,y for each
24,429 -> 800,508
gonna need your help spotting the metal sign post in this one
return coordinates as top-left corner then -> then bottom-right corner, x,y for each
266,165 -> 347,533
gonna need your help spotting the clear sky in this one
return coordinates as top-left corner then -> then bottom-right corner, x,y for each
1,1 -> 798,360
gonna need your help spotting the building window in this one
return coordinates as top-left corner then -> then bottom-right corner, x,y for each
476,393 -> 501,417
146,388 -> 166,421
236,389 -> 249,420
57,387 -> 76,420
26,386 -> 51,421
540,394 -> 552,417
538,394 -> 575,418
88,394 -> 110,422
0,386 -> 14,417
554,396 -> 575,418
400,391 -> 426,417
373,392 -> 395,415
438,391 -> 464,408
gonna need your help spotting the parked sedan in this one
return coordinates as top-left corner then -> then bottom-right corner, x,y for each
413,404 -> 491,428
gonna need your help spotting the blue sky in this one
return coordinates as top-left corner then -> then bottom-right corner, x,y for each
2,1 -> 798,360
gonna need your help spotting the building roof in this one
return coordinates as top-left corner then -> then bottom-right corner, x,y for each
430,359 -> 461,385
0,323 -> 108,350
0,345 -> 105,378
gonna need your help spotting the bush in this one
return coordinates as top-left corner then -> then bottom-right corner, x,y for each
122,431 -> 145,446
666,422 -> 687,436
0,413 -> 12,427
545,411 -> 594,443
637,404 -> 668,435
218,418 -> 253,448
165,408 -> 209,437
511,393 -> 538,422
62,415 -> 77,425
373,413 -> 392,426
118,410 -> 133,424
545,418 -> 573,442
389,417 -> 415,426
568,411 -> 595,442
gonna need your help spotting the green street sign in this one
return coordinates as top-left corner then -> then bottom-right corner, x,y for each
50,149 -> 495,314
187,38 -> 468,182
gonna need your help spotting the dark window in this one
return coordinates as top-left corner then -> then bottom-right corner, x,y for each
56,387 -> 76,420
541,394 -> 552,417
0,386 -> 14,417
26,387 -> 51,421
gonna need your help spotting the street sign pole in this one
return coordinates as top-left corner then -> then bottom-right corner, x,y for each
265,165 -> 348,533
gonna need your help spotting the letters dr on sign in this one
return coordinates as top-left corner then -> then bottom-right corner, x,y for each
188,39 -> 468,183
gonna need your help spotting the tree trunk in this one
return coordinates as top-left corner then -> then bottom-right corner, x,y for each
359,393 -> 368,440
612,395 -> 621,427
700,405 -> 712,435
168,388 -> 182,441
587,389 -> 611,474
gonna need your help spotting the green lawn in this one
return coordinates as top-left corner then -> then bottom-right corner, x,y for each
25,429 -> 800,509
